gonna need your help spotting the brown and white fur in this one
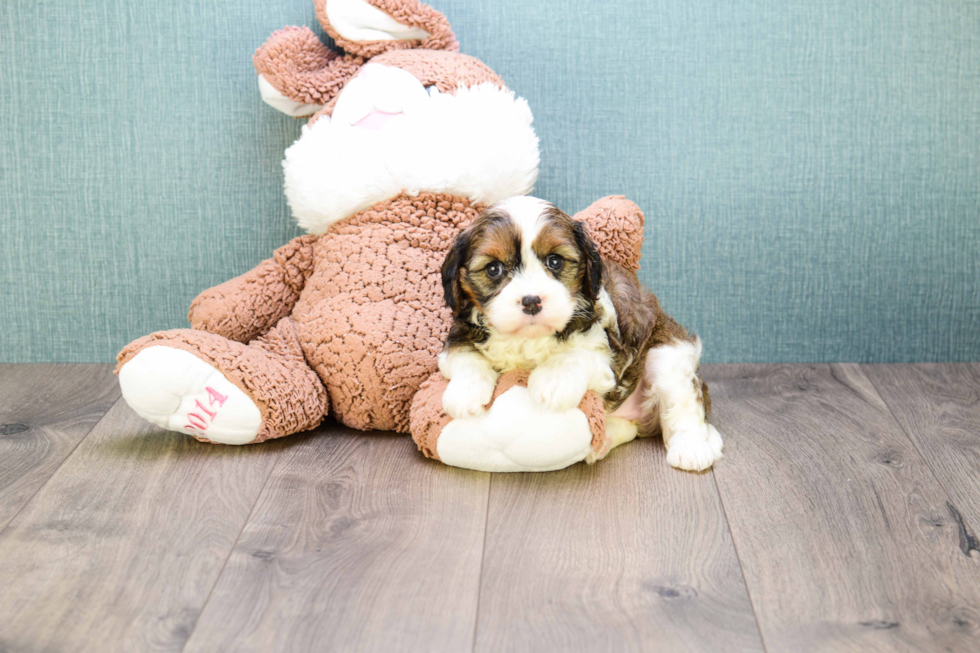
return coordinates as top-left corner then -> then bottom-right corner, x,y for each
439,196 -> 723,471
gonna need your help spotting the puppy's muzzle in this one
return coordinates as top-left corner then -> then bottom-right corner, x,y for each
521,295 -> 542,315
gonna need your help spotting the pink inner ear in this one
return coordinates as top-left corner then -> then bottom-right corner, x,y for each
354,110 -> 404,130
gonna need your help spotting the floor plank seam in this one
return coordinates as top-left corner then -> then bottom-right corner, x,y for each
861,365 -> 980,548
710,469 -> 770,653
0,395 -> 125,536
178,446 -> 286,652
862,367 -> 932,462
470,473 -> 493,653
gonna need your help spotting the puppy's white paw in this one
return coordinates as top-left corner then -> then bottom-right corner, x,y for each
442,374 -> 496,419
528,366 -> 588,412
666,427 -> 724,472
706,424 -> 724,458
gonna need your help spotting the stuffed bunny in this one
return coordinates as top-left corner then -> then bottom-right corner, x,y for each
116,0 -> 646,472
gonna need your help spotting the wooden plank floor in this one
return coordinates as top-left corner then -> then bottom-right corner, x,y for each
1,363 -> 979,652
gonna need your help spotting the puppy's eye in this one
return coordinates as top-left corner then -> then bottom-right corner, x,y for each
545,254 -> 564,271
485,261 -> 503,278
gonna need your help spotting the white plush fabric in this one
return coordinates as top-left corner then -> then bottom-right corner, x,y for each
436,386 -> 594,472
257,75 -> 323,117
119,346 -> 262,445
283,66 -> 539,233
326,0 -> 430,42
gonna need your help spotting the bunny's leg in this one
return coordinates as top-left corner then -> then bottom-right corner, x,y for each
117,318 -> 327,444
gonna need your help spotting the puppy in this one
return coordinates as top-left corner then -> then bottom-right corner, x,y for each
438,196 -> 723,471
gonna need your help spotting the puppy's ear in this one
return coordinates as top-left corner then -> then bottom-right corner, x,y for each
441,230 -> 470,313
574,221 -> 604,301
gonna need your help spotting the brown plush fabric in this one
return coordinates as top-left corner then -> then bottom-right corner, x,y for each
254,26 -> 365,107
574,196 -> 645,273
314,0 -> 459,59
410,370 -> 608,461
372,49 -> 504,94
409,373 -> 452,460
582,389 -> 608,454
291,193 -> 481,432
117,318 -> 328,444
188,234 -> 319,344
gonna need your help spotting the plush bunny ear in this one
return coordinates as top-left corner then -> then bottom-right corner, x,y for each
315,0 -> 458,59
573,196 -> 645,273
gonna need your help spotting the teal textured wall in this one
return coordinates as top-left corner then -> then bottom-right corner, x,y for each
2,0 -> 978,363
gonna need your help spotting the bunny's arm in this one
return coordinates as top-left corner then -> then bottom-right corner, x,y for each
254,26 -> 363,117
188,235 -> 319,343
573,196 -> 645,272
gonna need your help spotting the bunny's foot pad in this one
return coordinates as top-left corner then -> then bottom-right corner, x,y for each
119,346 -> 262,445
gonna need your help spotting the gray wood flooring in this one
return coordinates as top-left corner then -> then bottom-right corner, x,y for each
1,363 -> 979,652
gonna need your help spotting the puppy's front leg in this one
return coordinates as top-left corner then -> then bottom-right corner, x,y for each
439,349 -> 500,419
529,349 -> 616,412
645,339 -> 724,472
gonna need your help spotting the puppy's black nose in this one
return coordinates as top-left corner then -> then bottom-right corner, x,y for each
521,295 -> 542,315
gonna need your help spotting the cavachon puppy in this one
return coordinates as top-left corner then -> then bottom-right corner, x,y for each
439,196 -> 724,471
